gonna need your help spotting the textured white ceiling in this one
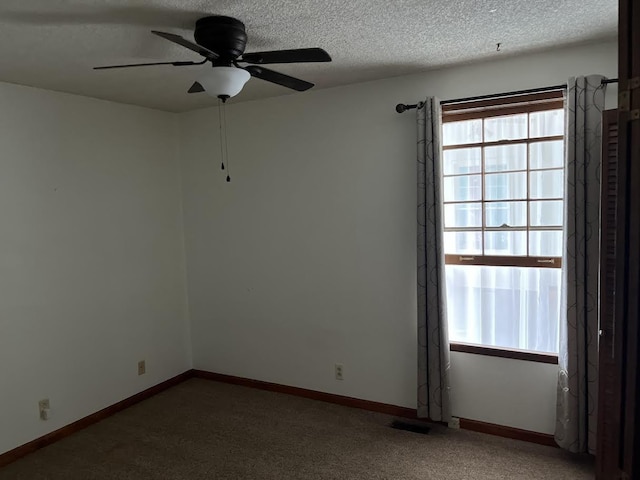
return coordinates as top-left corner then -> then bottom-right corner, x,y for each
0,0 -> 617,112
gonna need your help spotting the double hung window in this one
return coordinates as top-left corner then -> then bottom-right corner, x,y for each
442,91 -> 564,355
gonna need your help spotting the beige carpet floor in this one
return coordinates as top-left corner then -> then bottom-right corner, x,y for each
0,378 -> 594,479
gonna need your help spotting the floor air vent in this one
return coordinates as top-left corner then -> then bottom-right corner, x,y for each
390,420 -> 431,435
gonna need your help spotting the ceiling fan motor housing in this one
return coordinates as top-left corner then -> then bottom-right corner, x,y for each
94,15 -> 329,94
194,16 -> 248,62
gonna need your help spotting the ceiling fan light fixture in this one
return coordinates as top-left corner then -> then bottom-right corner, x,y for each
199,66 -> 250,99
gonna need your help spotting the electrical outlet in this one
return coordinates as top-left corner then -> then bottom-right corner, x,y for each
138,360 -> 146,376
39,399 -> 50,421
448,417 -> 460,429
335,363 -> 344,381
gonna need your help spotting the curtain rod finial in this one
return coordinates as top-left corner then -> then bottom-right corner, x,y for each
396,103 -> 422,113
396,103 -> 409,113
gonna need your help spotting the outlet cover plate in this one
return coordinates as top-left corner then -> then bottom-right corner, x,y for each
39,398 -> 50,421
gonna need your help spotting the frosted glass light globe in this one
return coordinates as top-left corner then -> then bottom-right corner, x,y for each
199,67 -> 250,99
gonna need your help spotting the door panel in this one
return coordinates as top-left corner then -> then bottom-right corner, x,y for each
597,1 -> 640,478
619,0 -> 640,477
596,109 -> 622,479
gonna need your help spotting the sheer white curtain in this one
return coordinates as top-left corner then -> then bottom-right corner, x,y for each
446,265 -> 561,353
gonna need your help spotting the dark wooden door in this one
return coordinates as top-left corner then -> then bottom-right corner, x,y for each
596,1 -> 640,478
596,109 -> 622,479
618,0 -> 640,477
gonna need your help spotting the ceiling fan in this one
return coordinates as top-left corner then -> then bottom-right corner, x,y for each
94,15 -> 332,100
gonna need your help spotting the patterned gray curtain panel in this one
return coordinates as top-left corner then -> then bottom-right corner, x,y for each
417,98 -> 451,423
555,75 -> 606,454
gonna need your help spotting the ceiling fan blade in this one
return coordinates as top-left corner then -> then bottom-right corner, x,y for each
245,66 -> 313,91
188,81 -> 205,94
93,60 -> 206,70
151,30 -> 219,61
240,47 -> 331,64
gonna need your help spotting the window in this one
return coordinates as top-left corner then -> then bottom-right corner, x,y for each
441,91 -> 564,355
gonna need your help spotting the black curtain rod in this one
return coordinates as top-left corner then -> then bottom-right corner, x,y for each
395,78 -> 619,113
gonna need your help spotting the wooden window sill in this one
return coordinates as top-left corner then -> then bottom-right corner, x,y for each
450,342 -> 559,365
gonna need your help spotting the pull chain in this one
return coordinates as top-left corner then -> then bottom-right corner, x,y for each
222,99 -> 230,182
218,98 -> 225,172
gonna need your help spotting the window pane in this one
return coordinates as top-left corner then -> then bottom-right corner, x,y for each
443,175 -> 481,201
445,203 -> 482,228
445,265 -> 561,352
485,172 -> 527,200
484,230 -> 527,255
530,109 -> 564,138
484,114 -> 527,142
443,148 -> 481,175
485,201 -> 527,227
443,119 -> 482,146
444,231 -> 482,255
529,231 -> 563,256
484,144 -> 527,172
530,169 -> 563,199
530,200 -> 563,227
530,140 -> 564,169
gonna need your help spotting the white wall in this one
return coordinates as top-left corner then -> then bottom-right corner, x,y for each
179,40 -> 617,435
0,83 -> 190,454
0,39 -> 616,458
449,352 -> 559,432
